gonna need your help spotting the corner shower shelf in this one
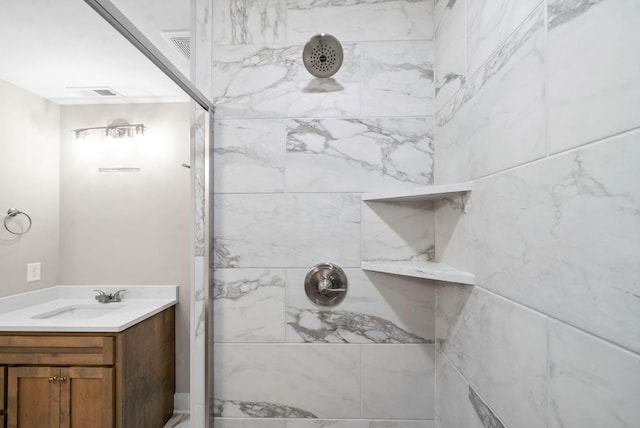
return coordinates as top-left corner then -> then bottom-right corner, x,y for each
361,182 -> 475,285
361,261 -> 475,285
362,182 -> 473,202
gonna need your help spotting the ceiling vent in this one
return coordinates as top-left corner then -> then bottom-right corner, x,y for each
162,30 -> 190,59
66,86 -> 123,98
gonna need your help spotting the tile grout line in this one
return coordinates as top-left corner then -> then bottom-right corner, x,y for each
438,346 -> 510,428
474,284 -> 640,357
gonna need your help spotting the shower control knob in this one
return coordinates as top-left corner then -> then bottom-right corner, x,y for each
304,263 -> 348,306
318,276 -> 346,294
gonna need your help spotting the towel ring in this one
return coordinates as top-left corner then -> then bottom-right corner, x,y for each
3,208 -> 32,235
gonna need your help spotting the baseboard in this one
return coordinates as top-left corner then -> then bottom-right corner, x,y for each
174,393 -> 190,413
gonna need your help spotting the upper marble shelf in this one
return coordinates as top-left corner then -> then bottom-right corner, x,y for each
361,261 -> 475,286
361,182 -> 472,202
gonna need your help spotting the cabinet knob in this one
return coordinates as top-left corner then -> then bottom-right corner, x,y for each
48,377 -> 57,383
59,376 -> 67,383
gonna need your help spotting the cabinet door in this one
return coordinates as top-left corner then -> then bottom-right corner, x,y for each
59,367 -> 114,428
7,366 -> 60,428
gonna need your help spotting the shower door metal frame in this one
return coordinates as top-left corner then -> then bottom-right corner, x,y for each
82,1 -> 213,427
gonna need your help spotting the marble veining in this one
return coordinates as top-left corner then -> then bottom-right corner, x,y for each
193,108 -> 207,256
466,0 -> 541,74
212,44 -> 360,118
437,5 -> 545,179
286,269 -> 436,343
361,42 -> 434,117
548,0 -> 602,29
547,0 -> 640,152
214,344 -> 361,418
214,0 -> 286,45
214,399 -> 317,418
468,387 -> 506,428
214,271 -> 285,300
434,0 -> 465,109
289,0 -> 424,8
286,0 -> 433,43
442,288 -> 548,428
361,200 -> 435,263
287,307 -> 432,344
468,130 -> 640,353
286,118 -> 433,192
548,321 -> 640,428
438,7 -> 544,127
214,193 -> 360,268
213,119 -> 286,193
213,270 -> 285,342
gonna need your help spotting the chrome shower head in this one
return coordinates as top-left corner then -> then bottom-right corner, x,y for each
302,33 -> 344,78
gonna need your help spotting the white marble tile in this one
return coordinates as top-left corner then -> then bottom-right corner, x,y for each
213,269 -> 286,342
436,350 -> 496,428
213,193 -> 361,268
549,321 -> 640,428
212,44 -> 360,118
214,418 -> 286,428
434,194 -> 469,271
193,0 -> 213,96
361,200 -> 434,263
434,0 -> 466,109
286,421 -> 435,428
547,0 -> 640,153
213,119 -> 286,193
192,256 -> 207,410
369,422 -> 434,428
468,129 -> 640,353
214,0 -> 286,45
436,6 -> 545,180
466,0 -> 541,74
193,107 -> 208,256
361,41 -> 435,117
287,421 -> 367,428
285,118 -> 434,192
214,344 -> 361,418
435,283 -> 472,342
286,0 -> 434,43
286,269 -> 436,343
433,99 -> 469,184
362,344 -> 435,419
441,288 -> 548,428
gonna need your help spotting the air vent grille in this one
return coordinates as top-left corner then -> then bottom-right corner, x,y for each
93,88 -> 117,96
169,36 -> 190,59
65,86 -> 122,98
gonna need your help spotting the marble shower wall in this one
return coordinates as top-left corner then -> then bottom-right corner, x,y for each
434,1 -> 640,428
211,0 -> 437,426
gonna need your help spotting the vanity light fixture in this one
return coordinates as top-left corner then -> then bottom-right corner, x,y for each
73,124 -> 146,139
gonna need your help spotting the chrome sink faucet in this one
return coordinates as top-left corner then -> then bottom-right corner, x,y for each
94,289 -> 126,304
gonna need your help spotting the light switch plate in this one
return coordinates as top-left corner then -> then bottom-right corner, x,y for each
27,262 -> 41,282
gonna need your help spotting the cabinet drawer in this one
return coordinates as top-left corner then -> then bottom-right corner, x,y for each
0,336 -> 113,365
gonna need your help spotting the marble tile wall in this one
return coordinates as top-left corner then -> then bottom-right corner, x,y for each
210,0 -> 437,426
434,1 -> 640,428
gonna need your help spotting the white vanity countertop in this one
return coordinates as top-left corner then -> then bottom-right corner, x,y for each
0,285 -> 178,332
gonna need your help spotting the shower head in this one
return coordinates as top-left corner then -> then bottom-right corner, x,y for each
302,33 -> 344,78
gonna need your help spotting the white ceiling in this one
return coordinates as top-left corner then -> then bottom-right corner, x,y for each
0,0 -> 190,104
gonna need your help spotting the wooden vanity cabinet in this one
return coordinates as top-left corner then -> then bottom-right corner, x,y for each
0,307 -> 175,428
8,366 -> 113,428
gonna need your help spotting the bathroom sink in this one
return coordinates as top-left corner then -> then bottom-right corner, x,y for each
32,305 -> 120,320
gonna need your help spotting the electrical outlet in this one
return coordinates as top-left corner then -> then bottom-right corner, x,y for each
27,262 -> 41,283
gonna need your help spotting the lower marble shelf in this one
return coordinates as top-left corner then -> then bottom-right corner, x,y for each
361,261 -> 475,285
